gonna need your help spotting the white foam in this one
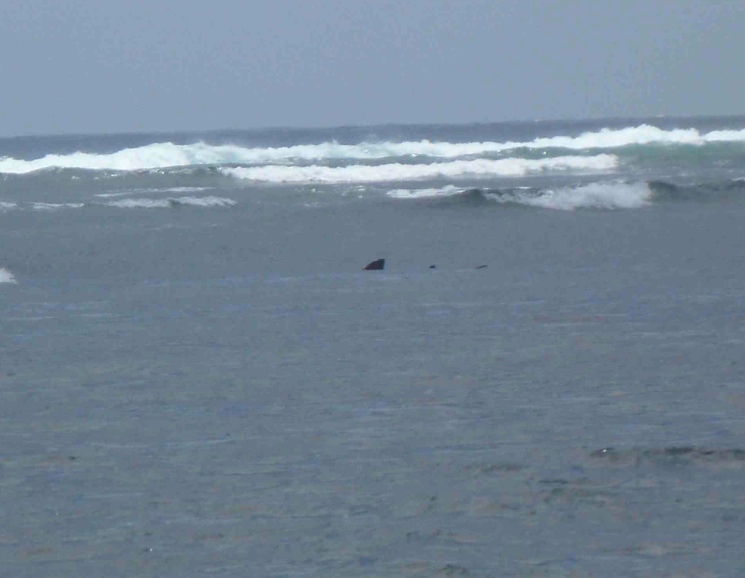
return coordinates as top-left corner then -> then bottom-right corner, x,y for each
162,186 -> 211,193
0,268 -> 16,284
95,192 -> 135,198
491,181 -> 653,210
95,186 -> 210,198
527,125 -> 704,149
491,125 -> 745,150
703,129 -> 745,142
105,196 -> 236,208
223,155 -> 618,184
104,198 -> 178,208
0,201 -> 18,211
0,142 -> 247,174
0,140 -> 502,174
1,125 -> 744,174
387,185 -> 464,199
0,141 -> 411,174
172,196 -> 236,207
31,202 -> 85,211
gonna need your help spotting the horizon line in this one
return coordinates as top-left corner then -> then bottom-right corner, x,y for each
2,112 -> 745,141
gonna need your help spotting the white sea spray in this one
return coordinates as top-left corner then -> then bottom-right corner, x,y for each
0,268 -> 17,284
2,125 -> 745,174
222,155 -> 618,184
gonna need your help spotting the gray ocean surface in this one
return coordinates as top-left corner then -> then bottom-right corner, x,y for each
2,117 -> 745,577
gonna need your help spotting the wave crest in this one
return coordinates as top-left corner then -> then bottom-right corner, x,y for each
388,181 -> 653,210
0,268 -> 17,284
0,201 -> 18,211
2,124 -> 744,175
222,155 -> 618,184
105,196 -> 236,208
31,202 -> 86,211
500,181 -> 652,210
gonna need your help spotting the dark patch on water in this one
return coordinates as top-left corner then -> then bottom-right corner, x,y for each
590,447 -> 745,466
464,462 -> 525,475
436,563 -> 470,577
649,178 -> 745,202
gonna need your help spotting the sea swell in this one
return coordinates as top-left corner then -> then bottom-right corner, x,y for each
2,121 -> 745,216
221,155 -> 618,184
104,196 -> 236,208
0,196 -> 237,212
387,179 -> 745,210
388,181 -> 652,210
2,124 -> 745,175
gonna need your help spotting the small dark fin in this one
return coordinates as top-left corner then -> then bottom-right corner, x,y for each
364,258 -> 385,271
475,264 -> 487,269
429,265 -> 437,269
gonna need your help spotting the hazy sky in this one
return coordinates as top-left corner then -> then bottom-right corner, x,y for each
2,0 -> 744,136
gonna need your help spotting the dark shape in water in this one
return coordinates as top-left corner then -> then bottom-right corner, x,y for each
590,446 -> 745,465
437,564 -> 470,577
429,265 -> 437,269
475,264 -> 487,269
364,258 -> 385,271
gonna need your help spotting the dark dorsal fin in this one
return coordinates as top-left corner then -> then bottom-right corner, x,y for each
363,258 -> 385,271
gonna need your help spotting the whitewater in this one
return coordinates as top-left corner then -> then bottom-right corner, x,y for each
3,116 -> 745,578
2,123 -> 745,175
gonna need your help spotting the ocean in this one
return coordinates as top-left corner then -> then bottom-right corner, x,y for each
2,116 -> 745,577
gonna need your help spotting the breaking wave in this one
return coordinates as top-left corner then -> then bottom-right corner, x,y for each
521,125 -> 745,149
498,181 -> 653,210
0,142 -> 268,174
2,125 -> 744,175
31,202 -> 86,211
387,185 -> 465,199
0,201 -> 18,212
388,178 -> 745,210
0,196 -> 236,211
222,155 -> 618,184
388,181 -> 653,210
104,196 -> 236,208
95,186 -> 211,198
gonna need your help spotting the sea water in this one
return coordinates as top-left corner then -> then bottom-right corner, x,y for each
2,117 -> 745,576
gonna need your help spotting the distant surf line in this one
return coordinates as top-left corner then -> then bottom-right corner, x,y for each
2,124 -> 745,174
